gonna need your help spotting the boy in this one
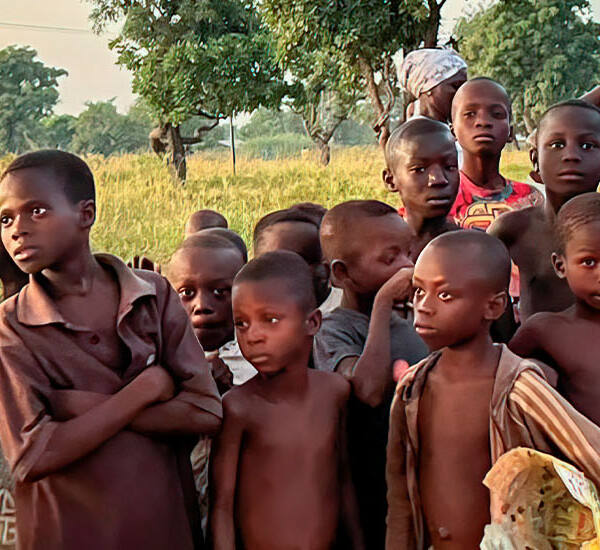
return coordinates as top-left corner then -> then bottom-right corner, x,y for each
386,230 -> 600,550
253,207 -> 334,309
489,100 -> 600,320
510,192 -> 600,426
0,150 -> 222,550
210,251 -> 363,550
315,200 -> 428,549
185,209 -> 228,236
383,117 -> 460,260
167,232 -> 256,386
450,78 -> 542,230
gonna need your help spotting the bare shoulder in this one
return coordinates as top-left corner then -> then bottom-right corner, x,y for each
523,310 -> 570,335
308,369 -> 351,402
488,206 -> 539,245
222,383 -> 256,419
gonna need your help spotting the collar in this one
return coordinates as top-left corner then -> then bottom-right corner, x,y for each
16,253 -> 156,327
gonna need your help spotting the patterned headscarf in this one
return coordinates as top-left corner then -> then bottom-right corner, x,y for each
397,48 -> 467,99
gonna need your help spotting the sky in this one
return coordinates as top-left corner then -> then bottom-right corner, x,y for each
1,0 -> 600,116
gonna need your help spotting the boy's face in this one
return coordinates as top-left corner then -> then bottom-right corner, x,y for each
535,107 -> 600,197
384,132 -> 459,219
0,168 -> 90,274
451,80 -> 512,156
412,244 -> 504,350
256,222 -> 329,305
341,214 -> 413,295
168,246 -> 244,351
232,278 -> 319,375
553,222 -> 600,311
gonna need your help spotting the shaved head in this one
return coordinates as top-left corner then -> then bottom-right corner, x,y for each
451,77 -> 512,121
421,230 -> 511,293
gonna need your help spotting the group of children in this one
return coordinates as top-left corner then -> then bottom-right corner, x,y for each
0,71 -> 599,550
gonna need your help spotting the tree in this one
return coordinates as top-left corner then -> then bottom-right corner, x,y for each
455,0 -> 600,133
0,46 -> 67,153
71,100 -> 152,156
260,0 -> 448,149
41,114 -> 77,150
86,0 -> 289,181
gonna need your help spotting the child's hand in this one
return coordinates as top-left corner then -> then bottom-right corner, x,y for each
209,355 -> 234,394
50,390 -> 109,420
376,267 -> 415,307
136,366 -> 175,403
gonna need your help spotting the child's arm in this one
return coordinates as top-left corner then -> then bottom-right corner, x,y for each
338,382 -> 365,550
21,366 -> 172,481
337,267 -> 414,408
209,392 -> 244,550
385,388 -> 417,550
510,370 -> 600,489
126,280 -> 223,437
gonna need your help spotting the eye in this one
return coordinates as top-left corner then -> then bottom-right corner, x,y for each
463,111 -> 475,118
438,291 -> 453,301
0,215 -> 13,227
581,258 -> 596,267
582,142 -> 597,150
178,288 -> 195,299
411,166 -> 425,174
267,316 -> 280,324
492,110 -> 506,119
549,141 -> 564,149
446,164 -> 458,172
234,319 -> 248,330
213,287 -> 230,298
32,207 -> 47,217
414,287 -> 424,299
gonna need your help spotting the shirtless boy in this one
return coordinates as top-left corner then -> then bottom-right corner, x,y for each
489,100 -> 600,320
450,78 -> 542,230
210,251 -> 363,550
510,192 -> 600,426
315,200 -> 428,548
386,230 -> 600,550
383,117 -> 460,260
0,150 -> 222,550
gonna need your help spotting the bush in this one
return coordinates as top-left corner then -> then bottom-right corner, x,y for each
238,133 -> 313,159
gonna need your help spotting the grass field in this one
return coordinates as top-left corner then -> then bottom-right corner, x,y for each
0,148 -> 532,264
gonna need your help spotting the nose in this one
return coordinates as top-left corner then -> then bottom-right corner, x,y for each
414,291 -> 434,316
10,215 -> 29,240
192,289 -> 216,316
428,165 -> 448,187
245,323 -> 265,345
562,142 -> 582,163
475,112 -> 492,128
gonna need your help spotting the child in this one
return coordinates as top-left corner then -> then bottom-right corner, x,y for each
0,150 -> 222,550
509,192 -> 600,426
210,251 -> 364,550
315,200 -> 428,549
450,78 -> 542,230
167,232 -> 256,386
489,100 -> 600,320
386,230 -> 600,550
253,207 -> 334,309
383,117 -> 460,260
185,209 -> 228,236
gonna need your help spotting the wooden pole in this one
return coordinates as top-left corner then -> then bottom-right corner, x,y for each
230,114 -> 236,176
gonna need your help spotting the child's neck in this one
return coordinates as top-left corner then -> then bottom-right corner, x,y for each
461,151 -> 505,191
38,244 -> 101,299
545,189 -> 573,218
438,330 -> 499,381
341,289 -> 376,316
258,357 -> 310,398
404,209 -> 450,239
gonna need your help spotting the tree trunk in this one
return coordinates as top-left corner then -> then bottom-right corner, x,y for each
315,137 -> 331,166
167,124 -> 186,183
358,55 -> 391,150
423,1 -> 443,47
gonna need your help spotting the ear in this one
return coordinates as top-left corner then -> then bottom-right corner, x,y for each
529,148 -> 543,184
552,252 -> 567,279
306,308 -> 322,336
484,291 -> 508,321
78,199 -> 96,229
330,259 -> 349,288
382,168 -> 399,193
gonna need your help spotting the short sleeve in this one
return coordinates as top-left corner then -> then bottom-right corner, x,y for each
313,312 -> 365,372
158,279 -> 222,419
0,337 -> 58,482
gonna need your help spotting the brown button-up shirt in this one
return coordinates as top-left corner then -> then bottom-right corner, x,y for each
0,254 -> 222,550
386,345 -> 600,550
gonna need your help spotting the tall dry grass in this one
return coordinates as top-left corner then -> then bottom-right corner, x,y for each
0,148 -> 532,264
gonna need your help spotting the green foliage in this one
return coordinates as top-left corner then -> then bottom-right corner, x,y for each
41,114 -> 77,150
0,46 -> 67,153
334,119 -> 377,146
86,0 -> 289,126
71,100 -> 152,156
238,108 -> 305,140
239,133 -> 313,159
455,0 -> 600,132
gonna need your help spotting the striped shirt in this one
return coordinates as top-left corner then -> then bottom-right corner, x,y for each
386,345 -> 600,550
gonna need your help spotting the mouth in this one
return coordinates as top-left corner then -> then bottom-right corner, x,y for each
414,323 -> 437,335
193,322 -> 225,332
247,355 -> 270,365
473,134 -> 495,143
425,196 -> 453,206
13,246 -> 38,262
557,170 -> 585,179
